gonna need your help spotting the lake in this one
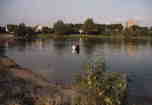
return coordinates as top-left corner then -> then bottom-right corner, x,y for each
1,37 -> 152,105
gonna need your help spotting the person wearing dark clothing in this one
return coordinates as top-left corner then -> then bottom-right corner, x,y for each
76,44 -> 80,54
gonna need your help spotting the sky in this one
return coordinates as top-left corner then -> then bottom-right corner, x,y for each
0,0 -> 152,26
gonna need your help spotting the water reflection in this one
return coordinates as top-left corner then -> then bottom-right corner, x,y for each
3,38 -> 152,105
0,39 -> 12,57
82,39 -> 98,55
4,38 -> 152,60
16,40 -> 28,52
0,46 -> 6,57
124,41 -> 138,56
52,39 -> 68,55
32,39 -> 51,51
34,39 -> 44,50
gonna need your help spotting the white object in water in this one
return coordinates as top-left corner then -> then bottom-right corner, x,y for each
72,45 -> 76,53
72,45 -> 76,50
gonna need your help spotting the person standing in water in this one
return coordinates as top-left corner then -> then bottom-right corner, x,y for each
72,42 -> 80,54
72,42 -> 76,53
76,43 -> 80,54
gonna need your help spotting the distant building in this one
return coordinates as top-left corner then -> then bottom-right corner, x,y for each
127,20 -> 137,28
35,25 -> 43,32
5,25 -> 8,32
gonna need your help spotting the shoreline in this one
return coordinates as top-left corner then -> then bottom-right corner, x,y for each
1,33 -> 152,41
0,33 -> 14,40
37,33 -> 152,40
0,56 -> 128,105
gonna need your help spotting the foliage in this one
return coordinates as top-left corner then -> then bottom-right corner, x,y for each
53,20 -> 77,35
52,19 -> 151,38
37,34 -> 53,39
149,27 -> 152,36
0,26 -> 6,33
73,24 -> 83,34
7,24 -> 18,33
74,56 -> 127,105
65,24 -> 76,34
15,23 -> 27,37
82,18 -> 99,34
53,20 -> 68,35
123,25 -> 151,38
4,20 -> 152,39
95,24 -> 107,34
15,23 -> 35,39
107,24 -> 123,34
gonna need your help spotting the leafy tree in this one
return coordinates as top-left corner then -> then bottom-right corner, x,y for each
74,56 -> 127,105
82,18 -> 99,34
112,24 -> 123,33
65,23 -> 75,34
25,26 -> 35,38
71,24 -> 83,34
15,23 -> 35,39
140,26 -> 149,36
149,27 -> 152,36
123,25 -> 150,37
7,24 -> 18,33
96,24 -> 107,34
0,26 -> 6,33
53,20 -> 67,35
15,23 -> 27,37
106,24 -> 123,35
150,27 -> 152,31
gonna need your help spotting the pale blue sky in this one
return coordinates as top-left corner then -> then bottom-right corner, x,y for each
0,0 -> 152,26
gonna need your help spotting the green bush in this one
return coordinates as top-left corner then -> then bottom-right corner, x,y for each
74,56 -> 127,105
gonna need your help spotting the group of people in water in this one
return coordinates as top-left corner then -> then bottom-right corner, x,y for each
72,42 -> 80,54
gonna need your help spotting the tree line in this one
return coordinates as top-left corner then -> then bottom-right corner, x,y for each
53,18 -> 152,37
0,26 -> 6,33
1,18 -> 152,38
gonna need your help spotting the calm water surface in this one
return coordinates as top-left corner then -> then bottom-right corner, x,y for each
1,38 -> 152,105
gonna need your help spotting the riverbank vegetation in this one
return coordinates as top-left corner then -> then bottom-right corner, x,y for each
1,18 -> 152,40
74,56 -> 127,105
0,55 -> 128,105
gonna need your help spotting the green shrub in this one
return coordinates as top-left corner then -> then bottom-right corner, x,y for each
74,56 -> 127,105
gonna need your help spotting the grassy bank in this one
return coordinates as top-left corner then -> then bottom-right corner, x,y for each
37,33 -> 124,39
1,33 -> 152,41
0,33 -> 14,40
37,33 -> 152,40
37,33 -> 54,39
